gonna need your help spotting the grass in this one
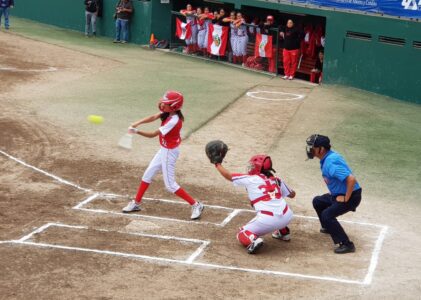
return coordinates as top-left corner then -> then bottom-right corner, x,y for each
327,87 -> 421,204
7,18 -> 271,139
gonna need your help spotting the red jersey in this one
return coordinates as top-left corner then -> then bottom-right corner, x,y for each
159,114 -> 182,149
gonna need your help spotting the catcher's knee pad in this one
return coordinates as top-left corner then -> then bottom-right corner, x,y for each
237,229 -> 258,247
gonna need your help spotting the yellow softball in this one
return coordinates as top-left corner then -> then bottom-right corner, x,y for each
87,115 -> 104,124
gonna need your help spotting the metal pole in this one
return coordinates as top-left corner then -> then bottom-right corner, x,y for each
275,27 -> 279,75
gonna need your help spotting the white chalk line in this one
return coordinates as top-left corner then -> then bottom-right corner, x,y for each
0,150 -> 91,193
186,241 -> 211,264
246,91 -> 305,101
72,193 -> 100,209
76,194 -> 383,228
363,225 -> 389,285
50,223 -> 207,245
9,223 -> 208,263
1,149 -> 388,284
74,194 -> 236,227
0,66 -> 58,72
75,207 -> 221,226
2,239 -> 362,284
17,223 -> 55,242
1,223 -> 362,285
143,197 -> 233,211
220,209 -> 242,227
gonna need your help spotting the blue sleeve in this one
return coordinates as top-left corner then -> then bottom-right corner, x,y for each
328,162 -> 351,182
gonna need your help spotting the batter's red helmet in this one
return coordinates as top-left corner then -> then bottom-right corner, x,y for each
159,90 -> 184,112
247,155 -> 274,175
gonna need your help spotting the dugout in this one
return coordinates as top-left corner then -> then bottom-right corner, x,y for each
13,0 -> 421,104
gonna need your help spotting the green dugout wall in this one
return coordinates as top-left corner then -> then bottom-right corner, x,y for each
13,0 -> 421,103
12,0 -> 161,44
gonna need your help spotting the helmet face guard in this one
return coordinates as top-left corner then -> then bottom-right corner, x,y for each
306,134 -> 319,159
247,155 -> 275,175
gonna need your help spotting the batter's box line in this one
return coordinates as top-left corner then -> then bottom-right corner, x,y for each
73,194 -> 389,285
73,193 -> 242,227
2,222 -> 210,264
0,222 -> 378,285
74,193 -> 387,229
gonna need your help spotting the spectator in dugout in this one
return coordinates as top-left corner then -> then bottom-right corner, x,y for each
248,17 -> 261,39
259,15 -> 278,73
84,0 -> 101,37
213,8 -> 226,25
223,11 -> 237,63
0,0 -> 14,30
113,0 -> 133,44
280,19 -> 303,80
310,50 -> 324,84
180,4 -> 198,54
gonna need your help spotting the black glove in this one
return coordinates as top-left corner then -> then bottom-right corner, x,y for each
205,140 -> 228,164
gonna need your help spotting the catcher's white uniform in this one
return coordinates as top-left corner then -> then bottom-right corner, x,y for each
232,173 -> 293,236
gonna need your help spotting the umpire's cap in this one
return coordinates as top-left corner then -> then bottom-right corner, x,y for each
313,135 -> 331,148
307,134 -> 331,148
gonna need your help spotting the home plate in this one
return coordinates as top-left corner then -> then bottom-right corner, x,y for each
125,220 -> 162,232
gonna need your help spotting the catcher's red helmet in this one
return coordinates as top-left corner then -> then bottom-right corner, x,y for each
247,155 -> 274,175
159,90 -> 184,112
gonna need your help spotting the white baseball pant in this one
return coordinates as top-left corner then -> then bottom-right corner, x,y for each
142,147 -> 180,193
242,207 -> 293,236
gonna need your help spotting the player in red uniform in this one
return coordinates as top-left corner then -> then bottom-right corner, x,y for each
214,155 -> 295,254
122,91 -> 204,220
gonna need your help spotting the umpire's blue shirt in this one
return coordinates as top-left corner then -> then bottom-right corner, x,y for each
320,150 -> 360,196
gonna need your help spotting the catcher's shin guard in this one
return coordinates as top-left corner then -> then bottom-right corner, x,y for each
237,229 -> 258,247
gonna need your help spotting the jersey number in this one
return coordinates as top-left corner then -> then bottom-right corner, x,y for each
258,182 -> 281,200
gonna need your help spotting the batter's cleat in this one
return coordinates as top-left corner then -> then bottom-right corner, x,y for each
122,200 -> 141,213
334,241 -> 355,254
320,227 -> 329,234
247,238 -> 264,254
288,76 -> 294,80
272,227 -> 291,241
191,202 -> 204,220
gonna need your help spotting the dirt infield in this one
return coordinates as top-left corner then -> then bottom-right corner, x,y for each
1,29 -> 421,300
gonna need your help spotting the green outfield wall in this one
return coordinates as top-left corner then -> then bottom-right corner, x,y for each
12,0 -> 421,103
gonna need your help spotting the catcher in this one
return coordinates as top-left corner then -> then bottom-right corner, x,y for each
206,141 -> 295,254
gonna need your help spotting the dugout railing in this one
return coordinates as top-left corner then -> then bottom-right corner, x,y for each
169,11 -> 281,76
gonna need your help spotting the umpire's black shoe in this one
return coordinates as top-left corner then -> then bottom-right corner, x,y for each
334,242 -> 356,254
320,228 -> 329,234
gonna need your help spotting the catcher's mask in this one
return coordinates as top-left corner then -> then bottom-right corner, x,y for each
158,90 -> 184,112
306,134 -> 330,159
247,155 -> 275,175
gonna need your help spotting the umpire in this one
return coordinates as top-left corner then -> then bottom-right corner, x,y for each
306,134 -> 362,254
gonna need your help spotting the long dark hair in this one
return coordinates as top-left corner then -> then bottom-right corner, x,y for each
160,110 -> 184,122
261,169 -> 275,178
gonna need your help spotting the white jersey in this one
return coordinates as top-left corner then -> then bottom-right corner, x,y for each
232,174 -> 292,215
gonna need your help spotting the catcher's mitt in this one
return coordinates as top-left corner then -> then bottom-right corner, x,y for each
205,140 -> 228,164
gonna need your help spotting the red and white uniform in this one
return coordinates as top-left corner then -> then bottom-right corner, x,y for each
142,114 -> 182,193
232,173 -> 293,236
181,10 -> 197,46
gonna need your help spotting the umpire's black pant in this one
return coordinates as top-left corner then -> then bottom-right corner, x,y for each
312,189 -> 362,244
